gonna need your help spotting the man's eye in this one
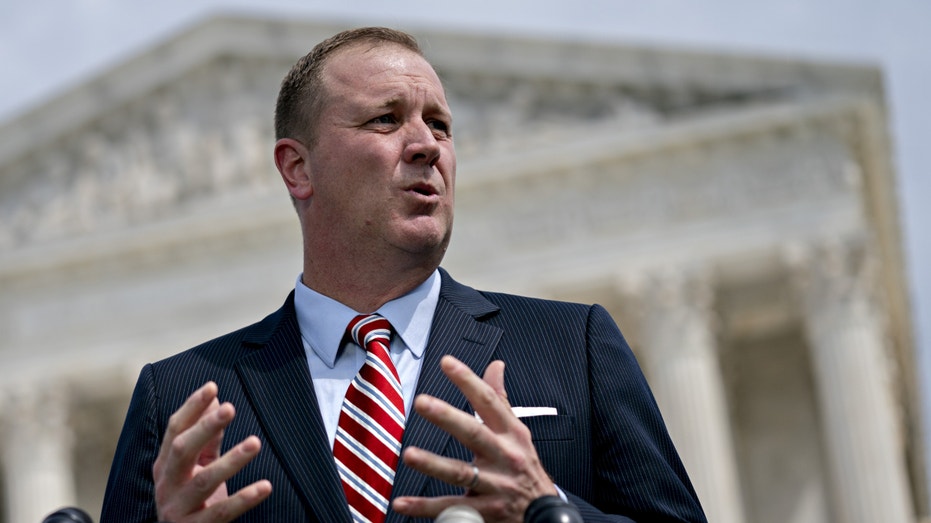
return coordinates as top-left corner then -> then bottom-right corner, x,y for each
428,120 -> 451,137
369,114 -> 396,125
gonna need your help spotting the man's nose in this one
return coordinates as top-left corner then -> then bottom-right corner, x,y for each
402,120 -> 441,166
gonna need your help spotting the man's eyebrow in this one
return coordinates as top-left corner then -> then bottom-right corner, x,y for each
377,98 -> 402,109
432,105 -> 453,122
372,97 -> 451,119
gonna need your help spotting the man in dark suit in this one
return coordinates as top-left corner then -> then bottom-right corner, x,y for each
101,27 -> 706,523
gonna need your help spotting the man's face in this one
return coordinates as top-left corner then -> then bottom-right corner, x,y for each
304,43 -> 456,265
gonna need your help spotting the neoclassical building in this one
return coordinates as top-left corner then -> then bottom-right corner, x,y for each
0,15 -> 923,523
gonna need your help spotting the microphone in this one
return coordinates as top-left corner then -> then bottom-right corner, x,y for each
42,507 -> 93,523
436,504 -> 484,523
524,495 -> 583,523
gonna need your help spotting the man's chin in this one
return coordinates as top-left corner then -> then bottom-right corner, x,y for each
394,225 -> 452,261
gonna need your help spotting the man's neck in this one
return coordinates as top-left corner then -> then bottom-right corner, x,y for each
302,259 -> 438,313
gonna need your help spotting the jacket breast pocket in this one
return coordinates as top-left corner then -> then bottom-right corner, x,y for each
521,415 -> 577,441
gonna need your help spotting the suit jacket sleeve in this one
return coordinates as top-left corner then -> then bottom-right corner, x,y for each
100,364 -> 162,523
570,304 -> 706,522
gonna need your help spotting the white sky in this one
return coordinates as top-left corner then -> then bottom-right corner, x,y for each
2,0 -> 929,472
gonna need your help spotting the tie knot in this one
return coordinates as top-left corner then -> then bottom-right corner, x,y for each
347,314 -> 392,351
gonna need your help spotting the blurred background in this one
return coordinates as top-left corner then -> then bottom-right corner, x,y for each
0,1 -> 928,522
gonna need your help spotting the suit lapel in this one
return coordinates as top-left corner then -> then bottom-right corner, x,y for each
389,271 -> 502,521
235,294 -> 352,523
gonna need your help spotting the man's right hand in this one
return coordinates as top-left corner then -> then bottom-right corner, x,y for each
153,382 -> 272,522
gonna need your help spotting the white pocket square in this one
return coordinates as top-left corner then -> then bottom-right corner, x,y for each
475,406 -> 557,423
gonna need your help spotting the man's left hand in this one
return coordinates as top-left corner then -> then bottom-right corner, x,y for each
391,355 -> 559,523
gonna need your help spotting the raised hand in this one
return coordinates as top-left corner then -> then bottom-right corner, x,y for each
392,356 -> 559,523
153,382 -> 272,522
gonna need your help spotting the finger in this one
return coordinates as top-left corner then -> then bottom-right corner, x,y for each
413,394 -> 500,459
158,382 -> 219,461
157,435 -> 267,520
196,479 -> 273,523
401,446 -> 483,490
177,436 -> 265,513
392,495 -> 477,519
197,401 -> 228,466
162,401 -> 235,486
482,360 -> 508,405
440,356 -> 516,433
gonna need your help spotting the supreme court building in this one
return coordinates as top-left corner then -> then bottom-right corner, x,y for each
0,15 -> 924,523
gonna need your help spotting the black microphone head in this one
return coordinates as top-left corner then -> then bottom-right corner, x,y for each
524,495 -> 583,523
42,507 -> 93,523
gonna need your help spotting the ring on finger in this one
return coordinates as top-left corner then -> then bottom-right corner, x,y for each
467,462 -> 480,489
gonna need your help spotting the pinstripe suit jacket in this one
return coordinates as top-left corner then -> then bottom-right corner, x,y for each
101,269 -> 705,522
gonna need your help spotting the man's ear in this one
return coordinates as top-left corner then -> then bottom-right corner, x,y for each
274,138 -> 314,201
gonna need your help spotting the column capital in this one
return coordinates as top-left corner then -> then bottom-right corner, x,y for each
784,234 -> 894,375
0,385 -> 71,440
620,264 -> 713,309
783,235 -> 881,315
617,264 -> 717,359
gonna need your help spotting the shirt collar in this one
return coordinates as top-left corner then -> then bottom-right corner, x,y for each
294,270 -> 441,368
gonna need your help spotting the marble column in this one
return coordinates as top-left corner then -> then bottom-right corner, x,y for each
1,387 -> 77,523
789,239 -> 914,523
626,268 -> 746,523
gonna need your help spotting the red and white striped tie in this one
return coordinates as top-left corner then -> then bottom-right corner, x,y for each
334,314 -> 406,523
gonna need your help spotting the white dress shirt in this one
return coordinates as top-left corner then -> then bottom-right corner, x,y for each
294,270 -> 441,449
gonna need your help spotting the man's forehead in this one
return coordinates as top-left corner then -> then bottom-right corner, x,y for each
323,44 -> 447,102
326,43 -> 437,81
327,41 -> 411,69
